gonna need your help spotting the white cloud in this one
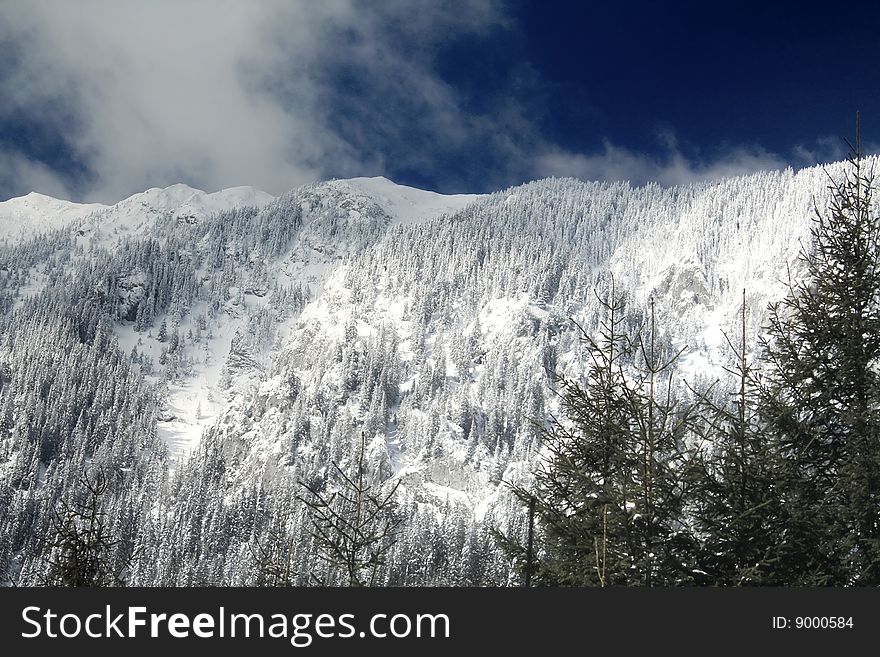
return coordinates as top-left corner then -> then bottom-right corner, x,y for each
0,1 -> 853,202
534,138 -> 790,188
0,0 -> 504,202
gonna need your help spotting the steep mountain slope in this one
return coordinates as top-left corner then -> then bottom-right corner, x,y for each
0,163 -> 853,585
126,177 -> 482,458
205,166 -> 829,531
0,178 -> 476,460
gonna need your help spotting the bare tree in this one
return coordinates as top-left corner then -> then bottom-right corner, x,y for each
249,515 -> 297,587
299,432 -> 402,586
43,469 -> 135,587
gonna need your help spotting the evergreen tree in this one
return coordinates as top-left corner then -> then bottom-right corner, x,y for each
500,284 -> 698,586
249,515 -> 297,587
690,292 -> 786,584
759,121 -> 880,584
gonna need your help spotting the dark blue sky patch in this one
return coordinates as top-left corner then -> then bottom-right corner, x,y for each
513,0 -> 879,160
0,38 -> 94,198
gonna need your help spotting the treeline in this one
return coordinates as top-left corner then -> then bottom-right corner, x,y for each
499,144 -> 880,586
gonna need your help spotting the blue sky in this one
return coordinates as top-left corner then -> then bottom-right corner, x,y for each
0,0 -> 877,202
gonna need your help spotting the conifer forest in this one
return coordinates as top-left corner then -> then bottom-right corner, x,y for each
1,143 -> 879,587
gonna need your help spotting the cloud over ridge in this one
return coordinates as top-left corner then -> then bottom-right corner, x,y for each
0,0 -> 506,202
0,1 -> 853,203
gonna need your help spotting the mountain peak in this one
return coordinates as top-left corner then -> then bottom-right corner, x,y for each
329,175 -> 482,225
0,191 -> 106,241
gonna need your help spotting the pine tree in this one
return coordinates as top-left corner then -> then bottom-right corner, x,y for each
497,287 -> 631,585
499,283 -> 698,586
626,299 -> 699,585
759,118 -> 880,584
690,292 -> 786,584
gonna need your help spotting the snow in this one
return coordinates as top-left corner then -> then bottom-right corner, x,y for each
335,176 -> 481,225
74,183 -> 274,246
422,481 -> 472,506
0,192 -> 106,242
1,185 -> 274,247
123,183 -> 274,219
96,177 -> 472,460
479,294 -> 532,337
114,303 -> 243,459
474,487 -> 501,522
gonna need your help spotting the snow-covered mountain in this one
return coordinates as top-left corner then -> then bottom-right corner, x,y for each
74,183 -> 276,241
0,164 -> 846,585
0,192 -> 106,241
337,176 -> 480,225
199,166 -> 826,522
